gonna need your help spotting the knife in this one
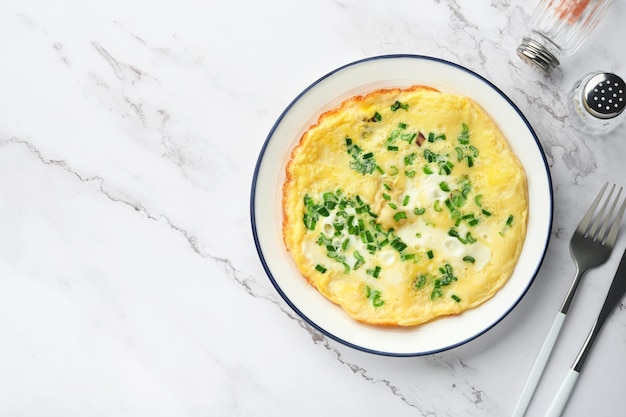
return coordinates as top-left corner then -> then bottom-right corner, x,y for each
544,246 -> 626,417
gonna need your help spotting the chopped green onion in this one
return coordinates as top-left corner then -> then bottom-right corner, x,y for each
500,215 -> 515,236
424,149 -> 437,163
451,294 -> 461,302
367,265 -> 382,278
402,195 -> 410,206
427,250 -> 434,259
415,274 -> 427,289
439,162 -> 452,175
414,207 -> 425,215
428,133 -> 446,143
448,228 -> 476,244
450,190 -> 467,208
390,238 -> 407,252
404,153 -> 417,166
458,123 -> 470,145
317,206 -> 330,217
391,101 -> 409,111
315,264 -> 327,273
394,211 -> 407,222
463,256 -> 476,263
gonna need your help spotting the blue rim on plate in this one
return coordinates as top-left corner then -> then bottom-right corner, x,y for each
250,54 -> 553,357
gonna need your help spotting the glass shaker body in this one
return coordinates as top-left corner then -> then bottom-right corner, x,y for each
568,71 -> 626,135
517,0 -> 614,72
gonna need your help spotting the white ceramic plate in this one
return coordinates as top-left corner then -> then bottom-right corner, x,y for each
251,55 -> 553,356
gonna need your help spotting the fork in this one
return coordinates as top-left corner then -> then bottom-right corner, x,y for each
512,182 -> 626,417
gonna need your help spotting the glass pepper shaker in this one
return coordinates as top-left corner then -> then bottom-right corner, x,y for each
517,0 -> 614,72
567,71 -> 626,135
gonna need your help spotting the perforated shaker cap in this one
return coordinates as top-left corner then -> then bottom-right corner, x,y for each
582,73 -> 626,119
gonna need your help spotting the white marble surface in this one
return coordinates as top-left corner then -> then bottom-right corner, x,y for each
1,1 -> 625,416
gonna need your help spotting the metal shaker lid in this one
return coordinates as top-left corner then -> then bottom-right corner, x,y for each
582,73 -> 626,119
516,37 -> 560,73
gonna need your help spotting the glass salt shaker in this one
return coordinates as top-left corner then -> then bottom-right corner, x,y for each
517,0 -> 614,72
567,72 -> 626,135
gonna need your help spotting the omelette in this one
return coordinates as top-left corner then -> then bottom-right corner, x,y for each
282,85 -> 528,326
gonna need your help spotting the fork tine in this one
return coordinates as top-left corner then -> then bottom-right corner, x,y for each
604,187 -> 626,247
598,186 -> 622,239
577,182 -> 608,236
588,183 -> 615,238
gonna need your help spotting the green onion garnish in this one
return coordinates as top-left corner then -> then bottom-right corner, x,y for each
390,238 -> 407,252
367,266 -> 382,278
463,256 -> 476,263
415,274 -> 427,289
458,123 -> 470,145
394,211 -> 407,222
391,101 -> 409,111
